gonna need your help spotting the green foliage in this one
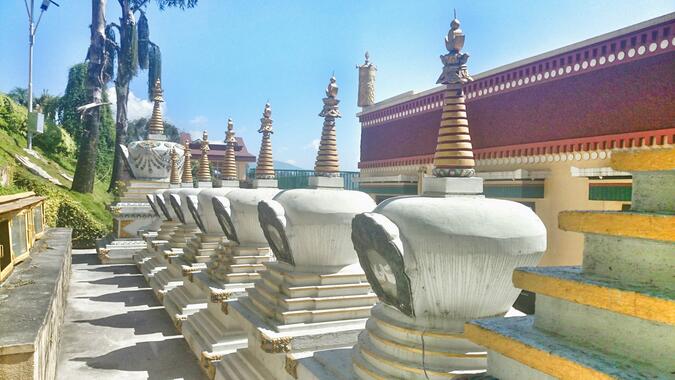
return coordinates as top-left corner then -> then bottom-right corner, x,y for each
35,90 -> 60,122
59,63 -> 88,141
126,117 -> 183,144
34,123 -> 77,156
13,170 -> 108,248
0,94 -> 27,135
7,87 -> 28,107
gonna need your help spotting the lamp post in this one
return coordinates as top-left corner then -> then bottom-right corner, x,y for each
24,0 -> 59,150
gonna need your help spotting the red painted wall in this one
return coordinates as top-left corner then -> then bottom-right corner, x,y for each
360,51 -> 675,163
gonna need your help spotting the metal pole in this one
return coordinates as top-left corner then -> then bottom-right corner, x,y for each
27,0 -> 34,150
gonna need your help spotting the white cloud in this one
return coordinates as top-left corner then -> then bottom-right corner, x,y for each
106,87 -> 156,121
284,159 -> 297,165
304,139 -> 320,151
188,130 -> 202,140
189,115 -> 208,126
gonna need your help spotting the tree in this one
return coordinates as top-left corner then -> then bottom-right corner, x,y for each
7,88 -> 28,107
60,64 -> 89,141
106,0 -> 197,192
126,117 -> 183,144
72,0 -> 113,193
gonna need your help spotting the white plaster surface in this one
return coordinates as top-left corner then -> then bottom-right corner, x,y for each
56,249 -> 205,379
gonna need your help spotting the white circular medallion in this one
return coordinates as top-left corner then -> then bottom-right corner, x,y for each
528,156 -> 535,163
518,79 -> 523,86
599,151 -> 607,159
544,72 -> 550,79
590,151 -> 598,160
565,66 -> 572,73
608,54 -> 615,62
582,152 -> 590,160
649,43 -> 657,52
574,63 -> 580,71
500,84 -> 505,90
628,48 -> 635,58
558,68 -> 564,75
506,82 -> 511,89
551,70 -> 557,78
660,40 -> 669,49
554,154 -> 560,162
638,45 -> 646,55
524,77 -> 530,84
478,90 -> 483,96
547,155 -> 553,162
599,56 -> 606,64
488,87 -> 493,94
582,61 -> 588,69
530,75 -> 536,82
537,73 -> 543,80
618,51 -> 625,60
590,59 -> 597,67
511,80 -> 516,87
574,152 -> 581,161
561,154 -> 567,162
567,153 -> 574,161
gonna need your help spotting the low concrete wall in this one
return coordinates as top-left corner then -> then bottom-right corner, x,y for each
0,228 -> 72,380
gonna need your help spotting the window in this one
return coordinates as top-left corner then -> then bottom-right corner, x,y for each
11,213 -> 28,258
33,204 -> 43,235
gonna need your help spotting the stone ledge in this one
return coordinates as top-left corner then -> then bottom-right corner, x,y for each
558,211 -> 675,242
611,147 -> 675,172
0,228 -> 72,380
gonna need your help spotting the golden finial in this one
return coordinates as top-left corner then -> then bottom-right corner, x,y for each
148,78 -> 165,136
433,14 -> 475,177
222,119 -> 238,180
169,147 -> 180,185
314,76 -> 341,176
255,103 -> 275,179
197,130 -> 212,183
181,139 -> 193,184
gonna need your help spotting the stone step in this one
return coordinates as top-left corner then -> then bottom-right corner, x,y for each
582,234 -> 674,291
226,263 -> 266,273
465,316 -> 664,380
252,281 -> 377,311
534,294 -> 674,373
512,266 -> 674,325
214,350 -> 273,380
558,211 -> 674,243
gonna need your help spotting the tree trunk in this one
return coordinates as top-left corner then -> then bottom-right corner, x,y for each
108,0 -> 134,192
72,0 -> 107,193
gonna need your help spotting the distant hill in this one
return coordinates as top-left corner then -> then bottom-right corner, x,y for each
250,160 -> 305,171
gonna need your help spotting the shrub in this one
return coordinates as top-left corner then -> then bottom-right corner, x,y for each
34,123 -> 77,156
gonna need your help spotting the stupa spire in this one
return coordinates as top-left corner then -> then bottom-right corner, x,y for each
169,147 -> 180,185
433,14 -> 475,177
255,103 -> 275,179
197,130 -> 212,183
314,75 -> 341,176
220,119 -> 238,181
181,140 -> 193,184
148,78 -> 165,137
357,51 -> 377,107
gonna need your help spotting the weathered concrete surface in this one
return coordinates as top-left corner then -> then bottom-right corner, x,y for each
56,249 -> 205,380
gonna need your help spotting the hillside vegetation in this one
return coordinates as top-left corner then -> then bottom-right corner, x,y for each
0,92 -> 112,248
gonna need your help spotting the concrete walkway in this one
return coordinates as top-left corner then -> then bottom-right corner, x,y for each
56,249 -> 205,380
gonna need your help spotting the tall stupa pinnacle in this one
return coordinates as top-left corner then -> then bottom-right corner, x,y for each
222,119 -> 238,181
181,140 -> 193,184
169,147 -> 180,185
197,130 -> 212,183
314,76 -> 341,176
255,103 -> 276,179
433,14 -> 475,177
148,78 -> 165,138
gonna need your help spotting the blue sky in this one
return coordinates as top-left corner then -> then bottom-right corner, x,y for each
1,1 -> 673,170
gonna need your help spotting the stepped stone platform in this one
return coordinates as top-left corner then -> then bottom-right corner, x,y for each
465,148 -> 675,379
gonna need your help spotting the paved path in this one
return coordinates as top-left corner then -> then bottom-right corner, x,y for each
56,249 -> 205,380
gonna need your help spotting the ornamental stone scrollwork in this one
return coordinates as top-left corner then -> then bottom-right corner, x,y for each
212,196 -> 238,244
257,199 -> 294,266
260,334 -> 292,353
352,212 -> 414,317
210,290 -> 232,303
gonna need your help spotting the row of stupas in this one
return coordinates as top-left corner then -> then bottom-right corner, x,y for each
127,12 -> 670,380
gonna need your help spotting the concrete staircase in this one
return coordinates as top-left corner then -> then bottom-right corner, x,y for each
465,148 -> 675,379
